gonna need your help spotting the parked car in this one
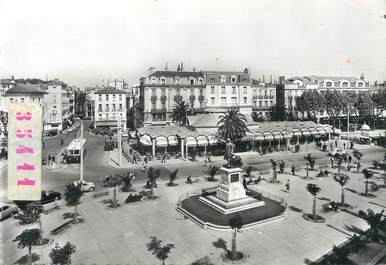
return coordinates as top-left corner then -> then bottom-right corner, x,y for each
41,190 -> 62,204
73,180 -> 95,192
0,202 -> 19,220
67,127 -> 74,133
121,131 -> 128,138
328,149 -> 348,158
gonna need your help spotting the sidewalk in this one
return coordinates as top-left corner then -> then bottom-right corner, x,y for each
0,158 -> 7,171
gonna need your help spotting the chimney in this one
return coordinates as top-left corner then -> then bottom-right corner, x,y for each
181,62 -> 184,71
279,76 -> 285,85
360,73 -> 364,80
177,64 -> 180,71
193,67 -> 196,72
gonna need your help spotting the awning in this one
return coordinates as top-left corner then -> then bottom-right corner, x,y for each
281,131 -> 291,138
263,132 -> 274,141
185,136 -> 197,147
140,135 -> 152,146
324,127 -> 333,133
167,135 -> 178,146
272,132 -> 283,140
156,136 -> 168,147
241,132 -> 254,142
333,128 -> 342,134
254,133 -> 264,141
207,135 -> 218,145
316,128 -> 327,135
196,135 -> 208,146
292,129 -> 302,136
301,129 -> 311,136
309,128 -> 319,135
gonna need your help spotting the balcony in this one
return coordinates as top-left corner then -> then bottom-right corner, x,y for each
259,96 -> 264,99
269,96 -> 274,99
189,95 -> 195,101
199,95 -> 205,102
151,95 -> 157,102
151,108 -> 167,113
160,95 -> 167,101
264,96 -> 269,99
253,95 -> 258,99
174,95 -> 183,102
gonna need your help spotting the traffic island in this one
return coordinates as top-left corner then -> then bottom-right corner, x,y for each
177,167 -> 287,230
302,213 -> 326,223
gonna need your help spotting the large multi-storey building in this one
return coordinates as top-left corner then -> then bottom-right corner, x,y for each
0,78 -> 16,112
43,79 -> 74,133
202,70 -> 252,114
93,87 -> 127,131
139,70 -> 206,123
139,68 -> 254,124
251,79 -> 276,115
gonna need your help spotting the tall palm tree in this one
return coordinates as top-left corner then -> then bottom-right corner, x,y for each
306,183 -> 321,220
333,173 -> 350,206
172,101 -> 190,125
358,209 -> 385,241
64,183 -> 84,224
266,105 -> 289,121
362,169 -> 373,196
229,214 -> 243,260
217,107 -> 249,142
334,153 -> 345,178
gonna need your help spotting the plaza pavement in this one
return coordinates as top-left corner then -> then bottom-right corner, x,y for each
2,150 -> 386,265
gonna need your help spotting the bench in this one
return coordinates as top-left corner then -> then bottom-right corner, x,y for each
50,219 -> 73,235
42,201 -> 61,214
93,191 -> 109,198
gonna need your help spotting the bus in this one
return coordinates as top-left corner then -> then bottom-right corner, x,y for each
65,139 -> 87,163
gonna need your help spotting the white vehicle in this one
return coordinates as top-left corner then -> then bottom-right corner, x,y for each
67,127 -> 74,132
0,202 -> 19,220
329,149 -> 348,158
121,131 -> 128,138
73,180 -> 95,192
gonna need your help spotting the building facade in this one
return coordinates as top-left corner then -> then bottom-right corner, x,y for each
139,70 -> 206,124
43,79 -> 74,133
93,87 -> 127,131
251,79 -> 276,116
0,78 -> 16,112
202,70 -> 252,114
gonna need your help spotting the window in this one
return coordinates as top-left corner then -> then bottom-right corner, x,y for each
176,88 -> 180,96
221,86 -> 226,94
151,77 -> 156,84
243,97 -> 247,104
161,78 -> 165,85
119,104 -> 122,111
199,88 -> 203,96
342,82 -> 349,87
190,88 -> 194,95
99,95 -> 102,101
98,114 -> 102,120
162,102 -> 166,109
211,97 -> 215,104
175,77 -> 179,85
98,104 -> 102,112
199,79 -> 203,85
243,87 -> 247,94
220,75 -> 226,83
112,104 -> 116,111
325,81 -> 333,87
231,97 -> 237,104
232,86 -> 236,94
105,113 -> 108,120
253,89 -> 257,96
231,76 -> 236,83
264,90 -> 267,97
9,98 -> 13,103
119,94 -> 122,101
221,97 -> 226,106
152,88 -> 156,96
21,98 -> 24,103
358,82 -> 364,87
190,79 -> 194,85
105,104 -> 109,112
113,94 -> 116,100
105,94 -> 109,100
152,102 -> 156,109
259,101 -> 262,107
112,113 -> 116,120
265,101 -> 268,107
211,86 -> 215,94
162,88 -> 166,96
270,100 -> 273,106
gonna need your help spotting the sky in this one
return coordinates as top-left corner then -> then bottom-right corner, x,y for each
0,0 -> 385,88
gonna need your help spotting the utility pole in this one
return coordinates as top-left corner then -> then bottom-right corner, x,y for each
185,108 -> 188,161
80,120 -> 84,182
118,112 -> 122,167
347,104 -> 350,149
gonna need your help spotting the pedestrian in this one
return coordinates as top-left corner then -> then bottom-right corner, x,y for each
243,177 -> 247,190
132,155 -> 137,164
306,162 -> 309,177
144,156 -> 148,165
161,153 -> 166,163
348,155 -> 352,165
331,157 -> 334,168
343,142 -> 346,150
285,179 -> 290,192
52,155 -> 56,164
335,139 -> 338,148
207,155 -> 211,163
142,162 -> 147,172
330,142 -> 333,151
279,160 -> 285,173
48,154 -> 51,165
291,164 -> 296,175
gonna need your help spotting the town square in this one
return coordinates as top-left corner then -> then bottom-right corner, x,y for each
1,1 -> 386,265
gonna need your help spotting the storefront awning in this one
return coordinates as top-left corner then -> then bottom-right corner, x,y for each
207,135 -> 218,145
140,135 -> 152,146
196,135 -> 208,146
333,128 -> 342,134
301,129 -> 311,136
254,133 -> 264,141
309,129 -> 319,135
167,135 -> 178,146
272,132 -> 283,140
316,128 -> 327,135
292,129 -> 302,136
185,136 -> 197,147
155,136 -> 168,147
281,131 -> 291,138
324,127 -> 333,133
263,132 -> 274,141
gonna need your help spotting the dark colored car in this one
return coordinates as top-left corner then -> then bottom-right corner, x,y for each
13,190 -> 62,211
104,139 -> 115,151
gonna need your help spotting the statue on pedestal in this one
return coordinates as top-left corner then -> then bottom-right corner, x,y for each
224,138 -> 234,167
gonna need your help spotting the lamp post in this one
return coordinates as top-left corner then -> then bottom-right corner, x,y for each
185,107 -> 188,161
347,104 -> 350,149
80,120 -> 84,182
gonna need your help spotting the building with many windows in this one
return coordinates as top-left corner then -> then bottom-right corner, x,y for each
139,70 -> 205,124
93,87 -> 127,131
0,78 -> 16,112
251,79 -> 276,116
203,69 -> 252,114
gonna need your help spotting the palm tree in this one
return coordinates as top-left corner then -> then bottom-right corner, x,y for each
168,169 -> 178,186
334,153 -> 345,177
64,183 -> 84,224
333,173 -> 350,206
266,105 -> 289,121
147,167 -> 160,199
251,111 -> 264,122
172,101 -> 190,125
108,175 -> 123,208
306,183 -> 321,220
358,209 -> 385,241
362,169 -> 373,196
229,214 -> 243,260
217,107 -> 249,142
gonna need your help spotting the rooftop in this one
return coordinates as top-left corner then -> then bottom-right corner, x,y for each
94,87 -> 127,95
46,79 -> 66,86
307,75 -> 364,82
5,83 -> 46,94
149,71 -> 204,78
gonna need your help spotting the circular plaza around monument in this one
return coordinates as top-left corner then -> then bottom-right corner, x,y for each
176,166 -> 287,230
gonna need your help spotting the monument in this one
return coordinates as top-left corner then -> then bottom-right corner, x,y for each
199,139 -> 265,214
